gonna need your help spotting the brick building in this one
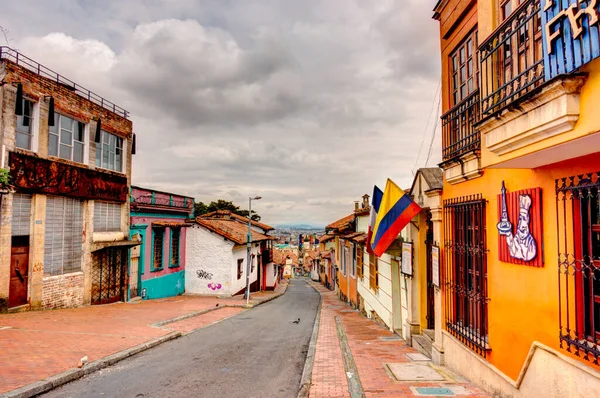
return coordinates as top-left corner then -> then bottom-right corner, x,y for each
0,47 -> 137,312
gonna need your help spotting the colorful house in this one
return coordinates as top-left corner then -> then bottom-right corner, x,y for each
129,186 -> 194,300
185,211 -> 275,296
433,0 -> 600,395
0,47 -> 136,312
317,234 -> 336,289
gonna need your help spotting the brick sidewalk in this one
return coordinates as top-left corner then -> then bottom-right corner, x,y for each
308,282 -> 489,398
0,281 -> 287,395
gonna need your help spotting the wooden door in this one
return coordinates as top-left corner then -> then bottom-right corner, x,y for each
9,244 -> 29,308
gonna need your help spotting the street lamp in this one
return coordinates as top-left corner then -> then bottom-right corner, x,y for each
245,196 -> 262,305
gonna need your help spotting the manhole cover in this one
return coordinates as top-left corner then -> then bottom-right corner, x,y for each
411,387 -> 455,396
379,336 -> 402,341
405,352 -> 431,361
385,363 -> 445,381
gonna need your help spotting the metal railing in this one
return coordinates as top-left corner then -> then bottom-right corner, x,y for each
441,90 -> 481,162
132,195 -> 191,209
479,0 -> 544,117
556,172 -> 600,365
0,46 -> 129,118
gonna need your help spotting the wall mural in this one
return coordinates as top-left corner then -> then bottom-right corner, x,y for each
9,151 -> 127,202
496,182 -> 543,266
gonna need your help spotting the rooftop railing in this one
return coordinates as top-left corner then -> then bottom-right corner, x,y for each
0,46 -> 129,118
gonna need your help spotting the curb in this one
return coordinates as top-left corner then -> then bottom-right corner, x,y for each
1,285 -> 290,398
335,316 -> 366,398
297,281 -> 323,398
1,331 -> 181,398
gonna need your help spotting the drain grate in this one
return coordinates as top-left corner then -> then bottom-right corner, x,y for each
411,387 -> 455,396
379,336 -> 402,341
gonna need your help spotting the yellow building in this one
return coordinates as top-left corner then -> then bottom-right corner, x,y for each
434,0 -> 600,396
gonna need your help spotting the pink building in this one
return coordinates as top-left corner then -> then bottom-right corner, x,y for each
129,186 -> 194,300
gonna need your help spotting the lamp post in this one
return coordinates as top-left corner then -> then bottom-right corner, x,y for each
246,196 -> 262,305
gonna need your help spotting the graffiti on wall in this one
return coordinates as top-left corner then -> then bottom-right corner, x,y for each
9,151 -> 127,202
207,283 -> 222,291
196,270 -> 213,280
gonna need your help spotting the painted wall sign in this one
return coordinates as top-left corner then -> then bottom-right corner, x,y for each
543,0 -> 600,80
497,182 -> 543,266
401,242 -> 413,276
432,246 -> 440,288
9,151 -> 127,202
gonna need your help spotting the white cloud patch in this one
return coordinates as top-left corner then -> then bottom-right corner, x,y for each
5,0 -> 441,226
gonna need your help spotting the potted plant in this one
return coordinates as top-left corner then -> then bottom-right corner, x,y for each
0,168 -> 11,195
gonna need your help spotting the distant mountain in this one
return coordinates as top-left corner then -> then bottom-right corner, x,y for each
275,224 -> 324,230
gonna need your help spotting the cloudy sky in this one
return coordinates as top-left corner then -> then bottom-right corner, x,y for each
1,0 -> 441,227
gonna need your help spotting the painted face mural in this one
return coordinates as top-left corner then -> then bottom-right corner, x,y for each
498,189 -> 537,261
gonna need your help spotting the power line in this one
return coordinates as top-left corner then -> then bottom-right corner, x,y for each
412,80 -> 441,176
425,92 -> 442,167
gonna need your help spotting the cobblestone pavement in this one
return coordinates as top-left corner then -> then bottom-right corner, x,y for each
308,282 -> 489,398
0,282 -> 287,395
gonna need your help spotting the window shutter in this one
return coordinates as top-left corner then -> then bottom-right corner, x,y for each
94,201 -> 121,232
12,194 -> 32,236
369,253 -> 377,291
357,246 -> 363,279
45,196 -> 83,275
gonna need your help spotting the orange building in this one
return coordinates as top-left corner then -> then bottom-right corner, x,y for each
434,0 -> 600,396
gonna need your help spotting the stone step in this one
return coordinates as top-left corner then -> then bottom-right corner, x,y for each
412,335 -> 432,359
423,328 -> 435,342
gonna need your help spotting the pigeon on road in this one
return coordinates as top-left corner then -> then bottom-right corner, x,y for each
292,318 -> 300,324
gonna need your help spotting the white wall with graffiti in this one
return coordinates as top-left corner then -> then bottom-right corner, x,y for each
185,225 -> 235,296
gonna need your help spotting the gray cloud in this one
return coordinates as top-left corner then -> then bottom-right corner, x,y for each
6,0 -> 442,226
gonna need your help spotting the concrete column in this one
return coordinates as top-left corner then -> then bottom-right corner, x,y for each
430,204 -> 445,365
29,194 -> 46,309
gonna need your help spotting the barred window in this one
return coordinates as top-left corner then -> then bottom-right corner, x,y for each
444,195 -> 489,357
170,228 -> 180,267
44,196 -> 83,275
237,259 -> 244,280
369,253 -> 378,291
94,201 -> 121,232
153,229 -> 164,270
557,172 -> 600,362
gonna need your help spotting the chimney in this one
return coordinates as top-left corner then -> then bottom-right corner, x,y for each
354,201 -> 359,211
362,194 -> 370,209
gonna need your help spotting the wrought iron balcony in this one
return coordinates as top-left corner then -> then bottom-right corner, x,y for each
131,194 -> 192,211
262,249 -> 273,265
441,90 -> 481,162
479,0 -> 544,117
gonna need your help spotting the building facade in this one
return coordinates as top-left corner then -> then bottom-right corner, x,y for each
434,0 -> 600,396
0,47 -> 135,312
185,211 -> 275,296
129,186 -> 194,300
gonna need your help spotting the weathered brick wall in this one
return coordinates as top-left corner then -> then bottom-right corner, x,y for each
41,273 -> 84,310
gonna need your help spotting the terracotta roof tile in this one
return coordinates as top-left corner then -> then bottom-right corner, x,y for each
199,210 -> 274,232
195,217 -> 272,245
325,213 -> 355,232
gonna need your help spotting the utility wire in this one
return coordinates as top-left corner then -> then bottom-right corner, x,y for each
412,80 -> 441,176
425,92 -> 442,167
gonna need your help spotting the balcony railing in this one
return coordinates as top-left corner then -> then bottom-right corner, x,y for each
132,195 -> 191,210
441,90 -> 481,162
479,0 -> 544,117
0,46 -> 129,118
262,249 -> 273,265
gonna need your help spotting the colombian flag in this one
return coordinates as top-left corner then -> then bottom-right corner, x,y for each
371,179 -> 421,257
366,185 -> 383,255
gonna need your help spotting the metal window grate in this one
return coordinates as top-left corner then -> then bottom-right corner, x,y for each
557,172 -> 600,364
94,201 -> 122,232
12,193 -> 32,236
44,196 -> 83,275
171,228 -> 180,266
91,247 -> 127,305
154,229 -> 164,269
443,194 -> 489,357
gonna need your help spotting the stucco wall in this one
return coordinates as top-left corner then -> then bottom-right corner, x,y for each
231,245 -> 259,295
185,225 -> 235,296
357,252 -> 395,330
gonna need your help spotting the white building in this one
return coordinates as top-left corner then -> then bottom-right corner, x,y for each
185,211 -> 276,296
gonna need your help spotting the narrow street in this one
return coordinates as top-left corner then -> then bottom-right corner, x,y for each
41,279 -> 319,398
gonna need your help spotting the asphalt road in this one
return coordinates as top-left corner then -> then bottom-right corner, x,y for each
41,279 -> 320,398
